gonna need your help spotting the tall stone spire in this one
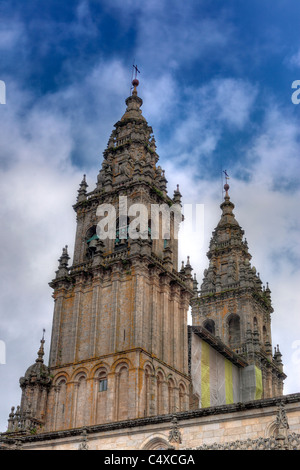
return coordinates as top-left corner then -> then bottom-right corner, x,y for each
26,77 -> 193,432
71,75 -> 176,269
200,182 -> 252,295
191,180 -> 286,398
94,76 -> 162,194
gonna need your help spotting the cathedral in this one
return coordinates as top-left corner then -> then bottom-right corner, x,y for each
1,78 -> 300,451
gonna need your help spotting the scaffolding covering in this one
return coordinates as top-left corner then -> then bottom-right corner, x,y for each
193,334 -> 241,407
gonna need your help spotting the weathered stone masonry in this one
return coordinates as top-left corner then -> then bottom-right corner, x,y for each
1,79 -> 296,451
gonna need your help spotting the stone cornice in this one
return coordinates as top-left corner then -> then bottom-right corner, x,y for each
73,177 -> 173,213
50,250 -> 193,296
197,286 -> 273,312
2,393 -> 299,445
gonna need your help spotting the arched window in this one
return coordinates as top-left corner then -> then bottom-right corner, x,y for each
116,364 -> 129,421
96,369 -> 108,424
179,383 -> 186,412
203,319 -> 215,335
74,374 -> 87,428
168,378 -> 176,414
98,370 -> 108,392
55,378 -> 67,430
228,314 -> 241,348
144,365 -> 153,417
156,371 -> 165,415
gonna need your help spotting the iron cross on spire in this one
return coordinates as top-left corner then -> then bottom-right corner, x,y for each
132,63 -> 140,79
131,63 -> 141,95
223,170 -> 230,198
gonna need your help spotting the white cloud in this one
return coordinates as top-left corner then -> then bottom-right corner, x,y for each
133,2 -> 234,73
0,19 -> 25,50
288,49 -> 300,68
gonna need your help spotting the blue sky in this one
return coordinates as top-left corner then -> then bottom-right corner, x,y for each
0,0 -> 300,431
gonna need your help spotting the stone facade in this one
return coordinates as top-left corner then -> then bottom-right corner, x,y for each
1,80 -> 296,451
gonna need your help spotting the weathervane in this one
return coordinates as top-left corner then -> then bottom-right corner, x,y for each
223,169 -> 230,183
132,63 -> 140,79
131,63 -> 140,94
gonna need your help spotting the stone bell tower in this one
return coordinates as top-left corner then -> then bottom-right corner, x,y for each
9,78 -> 194,434
191,180 -> 286,399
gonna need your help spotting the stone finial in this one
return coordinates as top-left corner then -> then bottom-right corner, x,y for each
193,273 -> 198,294
9,406 -> 15,419
77,174 -> 88,202
265,282 -> 272,301
173,184 -> 182,205
56,245 -> 70,279
185,256 -> 192,273
274,344 -> 283,371
183,256 -> 193,289
150,135 -> 156,151
122,83 -> 144,122
36,329 -> 45,364
180,260 -> 185,274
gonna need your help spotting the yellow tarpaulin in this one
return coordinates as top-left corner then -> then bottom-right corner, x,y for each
255,366 -> 263,400
192,334 -> 241,408
201,340 -> 210,407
